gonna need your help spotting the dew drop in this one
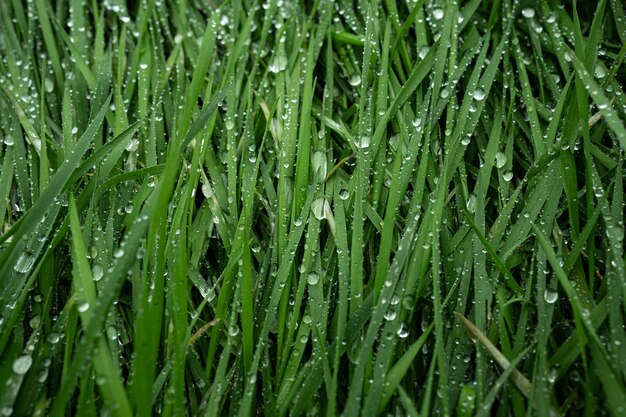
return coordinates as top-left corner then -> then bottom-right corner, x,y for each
92,264 -> 104,281
77,301 -> 90,313
307,271 -> 320,285
495,151 -> 507,169
14,252 -> 35,274
472,88 -> 485,101
12,355 -> 33,375
543,289 -> 558,304
349,73 -> 362,87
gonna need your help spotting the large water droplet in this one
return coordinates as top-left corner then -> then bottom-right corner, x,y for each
311,198 -> 328,220
521,8 -> 535,18
397,323 -> 409,338
495,151 -> 507,169
14,252 -> 35,274
311,151 -> 327,182
307,271 -> 319,285
349,73 -> 362,86
92,264 -> 104,281
355,135 -> 371,149
472,88 -> 486,101
544,289 -> 558,304
12,355 -> 33,375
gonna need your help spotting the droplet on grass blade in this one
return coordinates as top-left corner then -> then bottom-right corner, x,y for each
472,88 -> 486,101
307,271 -> 319,285
14,252 -> 35,274
521,8 -> 535,18
543,289 -> 558,304
349,73 -> 361,86
12,355 -> 32,375
495,151 -> 507,169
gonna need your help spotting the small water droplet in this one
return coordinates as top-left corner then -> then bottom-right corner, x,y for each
521,8 -> 535,18
77,301 -> 90,313
339,188 -> 350,200
503,170 -> 514,182
433,8 -> 444,20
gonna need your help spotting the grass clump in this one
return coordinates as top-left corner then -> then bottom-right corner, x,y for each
1,0 -> 625,416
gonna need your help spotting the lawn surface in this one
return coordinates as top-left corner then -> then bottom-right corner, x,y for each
1,0 -> 626,416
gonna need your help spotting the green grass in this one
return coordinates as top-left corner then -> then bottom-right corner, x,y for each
1,0 -> 625,416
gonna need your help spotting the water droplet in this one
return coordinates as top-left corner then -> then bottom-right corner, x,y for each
433,8 -> 444,20
412,117 -> 422,128
228,326 -> 240,337
466,195 -> 477,213
92,264 -> 104,281
77,301 -> 90,313
302,314 -> 312,324
12,355 -> 33,375
225,120 -> 235,130
384,310 -> 397,321
311,198 -> 328,220
355,135 -> 371,149
544,289 -> 558,304
113,248 -> 124,258
349,73 -> 362,86
594,66 -> 606,79
339,188 -> 350,200
174,34 -> 183,43
44,78 -> 54,93
521,8 -> 535,18
139,63 -> 148,70
495,151 -> 507,169
503,171 -> 514,182
397,323 -> 409,338
3,135 -> 14,146
14,252 -> 35,274
440,89 -> 450,99
311,151 -> 327,182
294,218 -> 303,227
269,55 -> 288,73
472,88 -> 485,101
461,136 -> 471,146
307,271 -> 319,285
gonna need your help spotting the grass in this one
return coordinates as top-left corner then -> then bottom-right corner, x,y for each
0,0 -> 625,416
